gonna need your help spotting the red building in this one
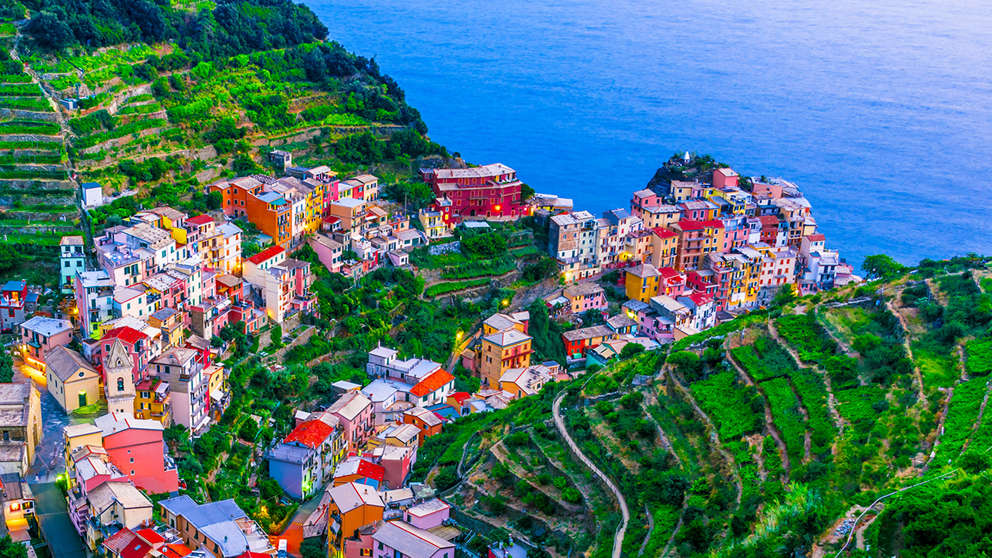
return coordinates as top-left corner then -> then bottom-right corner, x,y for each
94,413 -> 180,494
420,163 -> 527,219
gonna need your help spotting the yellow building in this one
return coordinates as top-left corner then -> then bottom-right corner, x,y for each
64,423 -> 103,463
304,181 -> 325,234
624,263 -> 660,303
44,346 -> 102,414
134,377 -> 171,425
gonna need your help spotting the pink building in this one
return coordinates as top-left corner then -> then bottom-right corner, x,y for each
99,326 -> 150,384
94,413 -> 180,493
375,445 -> 414,489
403,499 -> 450,530
18,316 -> 73,363
630,188 -> 665,211
658,267 -> 687,297
713,167 -> 739,189
328,391 -> 375,451
752,182 -> 784,199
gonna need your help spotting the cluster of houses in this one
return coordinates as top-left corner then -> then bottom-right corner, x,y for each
532,158 -> 860,359
0,154 -> 861,557
210,168 -> 430,275
263,338 -> 543,558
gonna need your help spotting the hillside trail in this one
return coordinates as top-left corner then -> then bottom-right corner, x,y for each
959,378 -> 992,455
923,386 -> 953,470
665,367 -> 745,505
766,319 -> 848,432
724,343 -> 792,482
640,390 -> 684,469
885,297 -> 928,408
552,391 -> 629,558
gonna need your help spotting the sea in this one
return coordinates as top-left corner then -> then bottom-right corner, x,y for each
303,0 -> 992,268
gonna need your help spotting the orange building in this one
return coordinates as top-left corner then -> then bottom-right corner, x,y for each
672,219 -> 725,271
327,482 -> 384,542
402,407 -> 443,445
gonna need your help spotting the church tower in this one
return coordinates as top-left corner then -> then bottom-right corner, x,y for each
104,338 -> 135,416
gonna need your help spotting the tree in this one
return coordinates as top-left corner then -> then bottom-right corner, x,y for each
862,254 -> 906,281
300,538 -> 327,558
771,284 -> 797,308
270,324 -> 283,349
26,12 -> 74,50
522,257 -> 557,282
620,342 -> 645,359
0,349 -> 12,383
0,535 -> 27,558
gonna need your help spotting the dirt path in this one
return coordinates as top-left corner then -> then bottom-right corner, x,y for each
725,346 -> 792,481
767,319 -> 849,435
885,298 -> 928,407
924,387 -> 953,469
553,391 -> 629,558
665,368 -> 744,504
640,396 -> 684,469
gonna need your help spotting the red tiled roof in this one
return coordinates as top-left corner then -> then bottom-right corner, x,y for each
135,528 -> 165,545
236,553 -> 272,558
807,233 -> 826,241
104,527 -> 155,558
651,227 -> 677,239
103,326 -> 147,345
285,419 -> 335,448
187,214 -> 214,226
103,528 -> 137,555
410,369 -> 455,397
357,459 -> 385,482
658,267 -> 682,279
161,544 -> 193,558
247,245 -> 285,265
449,392 -> 471,403
759,215 -> 779,226
678,219 -> 724,231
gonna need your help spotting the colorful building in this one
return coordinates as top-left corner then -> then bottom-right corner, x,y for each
44,346 -> 102,414
421,163 -> 526,219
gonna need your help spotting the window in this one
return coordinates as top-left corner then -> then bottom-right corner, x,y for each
117,378 -> 125,392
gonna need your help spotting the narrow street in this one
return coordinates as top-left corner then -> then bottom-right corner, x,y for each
32,482 -> 87,558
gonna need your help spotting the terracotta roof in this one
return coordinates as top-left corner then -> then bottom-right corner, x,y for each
161,544 -> 194,558
103,326 -> 147,345
658,267 -> 683,280
651,227 -> 678,239
135,528 -> 165,545
410,369 -> 454,397
284,419 -> 335,448
448,392 -> 470,403
758,215 -> 779,226
187,214 -> 213,226
246,245 -> 284,265
807,233 -> 826,241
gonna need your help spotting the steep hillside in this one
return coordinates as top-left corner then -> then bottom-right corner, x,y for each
0,0 -> 446,280
415,256 -> 992,557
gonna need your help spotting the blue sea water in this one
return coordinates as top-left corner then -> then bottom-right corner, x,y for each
303,0 -> 992,267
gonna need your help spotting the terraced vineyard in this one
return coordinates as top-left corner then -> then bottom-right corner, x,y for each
429,257 -> 992,557
0,26 -> 78,277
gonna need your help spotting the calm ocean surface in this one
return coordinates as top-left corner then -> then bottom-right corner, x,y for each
304,0 -> 992,267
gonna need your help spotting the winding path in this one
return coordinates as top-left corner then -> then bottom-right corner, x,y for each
552,391 -> 629,558
724,344 -> 792,481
